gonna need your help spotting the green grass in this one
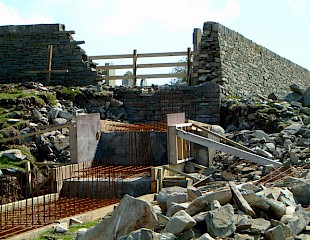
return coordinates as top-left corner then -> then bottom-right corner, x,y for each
0,155 -> 26,172
33,219 -> 100,240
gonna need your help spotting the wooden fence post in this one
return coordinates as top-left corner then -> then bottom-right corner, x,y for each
133,49 -> 137,86
187,47 -> 192,85
46,45 -> 53,86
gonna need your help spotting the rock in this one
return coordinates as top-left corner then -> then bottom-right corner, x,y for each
253,147 -> 273,158
196,233 -> 215,240
244,192 -> 286,219
265,225 -> 286,240
291,101 -> 303,108
166,202 -> 188,217
70,218 -> 83,225
297,137 -> 310,147
203,166 -> 216,176
233,233 -> 255,240
253,130 -> 271,142
240,183 -> 262,192
303,86 -> 310,107
157,187 -> 188,213
285,209 -> 310,236
7,119 -> 20,124
290,179 -> 310,205
32,108 -> 43,120
205,204 -> 236,238
76,228 -> 88,238
184,162 -> 195,173
211,125 -> 225,135
262,164 -> 276,175
285,92 -> 303,103
48,107 -> 60,119
156,213 -> 170,226
281,123 -> 302,135
248,218 -> 271,234
58,110 -> 72,120
177,229 -> 195,240
54,224 -> 68,233
0,149 -> 27,162
278,188 -> 296,207
118,228 -> 158,240
52,117 -> 67,124
187,187 -> 202,201
186,189 -> 232,216
229,182 -> 256,217
76,195 -> 158,240
163,210 -> 196,236
192,211 -> 208,224
268,92 -> 278,100
234,212 -> 251,231
290,84 -> 305,94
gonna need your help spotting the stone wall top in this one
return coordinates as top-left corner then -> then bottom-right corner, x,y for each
203,21 -> 309,72
0,24 -> 65,35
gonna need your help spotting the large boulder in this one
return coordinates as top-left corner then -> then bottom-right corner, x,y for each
290,179 -> 310,205
156,187 -> 188,213
76,195 -> 158,240
205,204 -> 236,238
163,210 -> 196,236
119,228 -> 176,240
186,189 -> 232,216
303,86 -> 310,107
284,209 -> 310,236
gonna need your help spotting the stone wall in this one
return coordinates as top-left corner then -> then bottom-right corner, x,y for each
0,24 -> 98,86
198,22 -> 310,98
116,82 -> 221,124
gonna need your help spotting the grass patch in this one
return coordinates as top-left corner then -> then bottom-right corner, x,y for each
60,87 -> 82,101
33,219 -> 100,240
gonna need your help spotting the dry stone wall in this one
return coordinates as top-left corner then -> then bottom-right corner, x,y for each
198,22 -> 310,98
0,24 -> 98,86
116,82 -> 220,124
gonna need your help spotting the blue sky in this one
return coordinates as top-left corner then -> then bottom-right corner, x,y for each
0,0 -> 309,85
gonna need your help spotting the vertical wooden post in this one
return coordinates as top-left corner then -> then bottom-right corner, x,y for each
25,161 -> 32,195
187,47 -> 192,85
133,49 -> 137,86
46,45 -> 53,86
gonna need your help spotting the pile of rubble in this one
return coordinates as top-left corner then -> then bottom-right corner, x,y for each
0,82 -> 125,163
75,169 -> 310,240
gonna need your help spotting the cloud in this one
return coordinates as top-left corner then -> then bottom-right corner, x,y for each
0,2 -> 52,25
99,0 -> 240,36
286,0 -> 309,18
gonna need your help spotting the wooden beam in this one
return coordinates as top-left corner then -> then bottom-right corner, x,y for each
104,73 -> 187,80
163,165 -> 200,181
191,123 -> 257,154
97,64 -> 133,70
90,53 -> 133,60
90,51 -> 199,60
176,129 -> 282,168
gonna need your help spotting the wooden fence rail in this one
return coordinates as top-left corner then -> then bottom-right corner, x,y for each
89,48 -> 199,86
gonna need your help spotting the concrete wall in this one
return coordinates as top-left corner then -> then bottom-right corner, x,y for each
197,22 -> 310,98
0,24 -> 98,85
117,82 -> 221,124
70,113 -> 101,163
94,132 -> 168,166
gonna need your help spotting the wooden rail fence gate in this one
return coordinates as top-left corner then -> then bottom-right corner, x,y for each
89,48 -> 199,86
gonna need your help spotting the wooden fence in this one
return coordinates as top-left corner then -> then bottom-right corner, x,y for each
89,48 -> 199,86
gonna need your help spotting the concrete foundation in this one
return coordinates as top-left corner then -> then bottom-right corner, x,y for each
61,177 -> 151,199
